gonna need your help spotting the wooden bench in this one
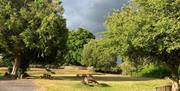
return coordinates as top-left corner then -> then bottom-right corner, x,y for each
156,84 -> 172,91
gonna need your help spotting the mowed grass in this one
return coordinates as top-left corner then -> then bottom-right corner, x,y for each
0,67 -> 171,91
34,76 -> 170,91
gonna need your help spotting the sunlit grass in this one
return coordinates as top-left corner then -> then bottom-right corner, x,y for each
0,67 -> 171,91
27,68 -> 97,76
29,68 -> 171,91
34,77 -> 170,91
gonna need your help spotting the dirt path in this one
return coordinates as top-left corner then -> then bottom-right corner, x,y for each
0,79 -> 36,91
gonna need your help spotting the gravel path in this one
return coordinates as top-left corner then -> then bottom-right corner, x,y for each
0,79 -> 36,91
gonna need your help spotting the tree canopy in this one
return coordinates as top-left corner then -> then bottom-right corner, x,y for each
64,28 -> 95,66
81,39 -> 117,71
105,0 -> 180,90
0,0 -> 68,75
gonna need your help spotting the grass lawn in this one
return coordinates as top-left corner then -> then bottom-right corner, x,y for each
34,75 -> 170,91
0,67 -> 171,91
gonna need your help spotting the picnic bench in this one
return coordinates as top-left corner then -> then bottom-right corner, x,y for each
156,84 -> 172,91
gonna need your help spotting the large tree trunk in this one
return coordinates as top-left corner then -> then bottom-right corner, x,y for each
171,69 -> 179,91
11,48 -> 21,76
172,79 -> 179,91
169,64 -> 179,91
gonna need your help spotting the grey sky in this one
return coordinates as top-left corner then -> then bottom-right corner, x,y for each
61,0 -> 129,35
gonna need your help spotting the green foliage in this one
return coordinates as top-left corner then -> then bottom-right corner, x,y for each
64,28 -> 95,66
105,0 -> 180,80
0,54 -> 13,67
81,39 -> 117,71
135,64 -> 171,78
96,65 -> 122,74
0,0 -> 68,67
120,59 -> 171,78
109,65 -> 122,74
120,60 -> 134,75
119,58 -> 150,76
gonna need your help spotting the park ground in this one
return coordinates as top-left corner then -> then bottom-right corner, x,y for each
0,67 -> 172,91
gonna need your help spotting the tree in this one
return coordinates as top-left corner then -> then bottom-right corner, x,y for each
105,0 -> 180,91
64,28 -> 95,65
0,0 -> 68,76
81,39 -> 117,71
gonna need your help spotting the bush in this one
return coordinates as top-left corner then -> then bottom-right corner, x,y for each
81,39 -> 117,72
135,64 -> 171,78
119,59 -> 171,78
119,60 -> 135,75
95,65 -> 122,74
110,66 -> 122,74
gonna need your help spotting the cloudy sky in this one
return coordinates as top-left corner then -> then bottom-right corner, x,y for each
61,0 -> 129,35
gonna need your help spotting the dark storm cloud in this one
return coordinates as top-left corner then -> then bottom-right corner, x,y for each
61,0 -> 129,34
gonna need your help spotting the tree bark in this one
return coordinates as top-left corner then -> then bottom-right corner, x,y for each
172,79 -> 179,91
11,48 -> 21,76
171,70 -> 179,91
169,64 -> 179,91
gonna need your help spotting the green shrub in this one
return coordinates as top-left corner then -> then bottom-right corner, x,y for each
136,64 -> 171,78
109,66 -> 122,74
95,65 -> 122,74
120,60 -> 135,75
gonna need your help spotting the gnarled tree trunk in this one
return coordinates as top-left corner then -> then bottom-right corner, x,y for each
171,69 -> 179,91
169,64 -> 179,91
11,48 -> 21,76
172,79 -> 179,91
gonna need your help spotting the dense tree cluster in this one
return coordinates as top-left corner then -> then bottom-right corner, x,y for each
105,0 -> 180,91
0,0 -> 68,76
64,28 -> 95,66
81,39 -> 117,71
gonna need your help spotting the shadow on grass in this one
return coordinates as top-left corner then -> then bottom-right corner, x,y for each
98,83 -> 111,87
74,82 -> 111,88
85,83 -> 111,88
94,76 -> 155,81
29,75 -> 156,82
